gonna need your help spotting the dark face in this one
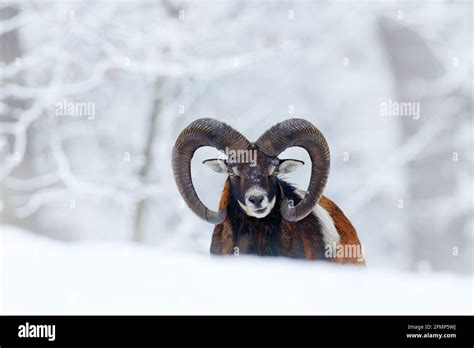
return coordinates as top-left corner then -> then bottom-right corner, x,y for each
204,149 -> 304,218
228,151 -> 280,218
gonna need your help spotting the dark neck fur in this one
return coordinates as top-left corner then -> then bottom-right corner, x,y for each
227,180 -> 302,256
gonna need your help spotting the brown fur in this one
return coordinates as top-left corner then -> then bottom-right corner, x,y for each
210,180 -> 235,255
319,196 -> 365,265
210,219 -> 234,255
211,180 -> 364,264
218,180 -> 231,210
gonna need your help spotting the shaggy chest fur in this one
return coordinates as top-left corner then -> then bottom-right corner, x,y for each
228,197 -> 284,256
216,181 -> 326,258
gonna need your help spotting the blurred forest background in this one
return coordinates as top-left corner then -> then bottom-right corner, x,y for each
0,0 -> 472,274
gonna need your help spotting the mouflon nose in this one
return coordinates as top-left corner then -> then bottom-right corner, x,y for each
248,195 -> 264,207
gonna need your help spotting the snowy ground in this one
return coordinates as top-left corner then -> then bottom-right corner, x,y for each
0,225 -> 472,315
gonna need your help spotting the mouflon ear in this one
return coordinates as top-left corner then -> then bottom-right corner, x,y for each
278,159 -> 305,174
202,159 -> 228,174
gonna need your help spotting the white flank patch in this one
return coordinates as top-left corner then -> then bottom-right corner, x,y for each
313,204 -> 340,246
295,189 -> 340,246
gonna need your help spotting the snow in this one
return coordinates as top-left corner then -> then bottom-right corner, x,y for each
1,225 -> 472,315
1,1 -> 472,275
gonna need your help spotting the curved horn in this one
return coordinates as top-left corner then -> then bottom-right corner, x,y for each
172,118 -> 250,224
255,119 -> 330,222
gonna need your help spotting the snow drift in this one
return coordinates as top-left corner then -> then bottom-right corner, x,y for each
0,225 -> 472,315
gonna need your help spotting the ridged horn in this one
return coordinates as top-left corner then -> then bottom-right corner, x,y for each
172,118 -> 250,224
255,119 -> 330,221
